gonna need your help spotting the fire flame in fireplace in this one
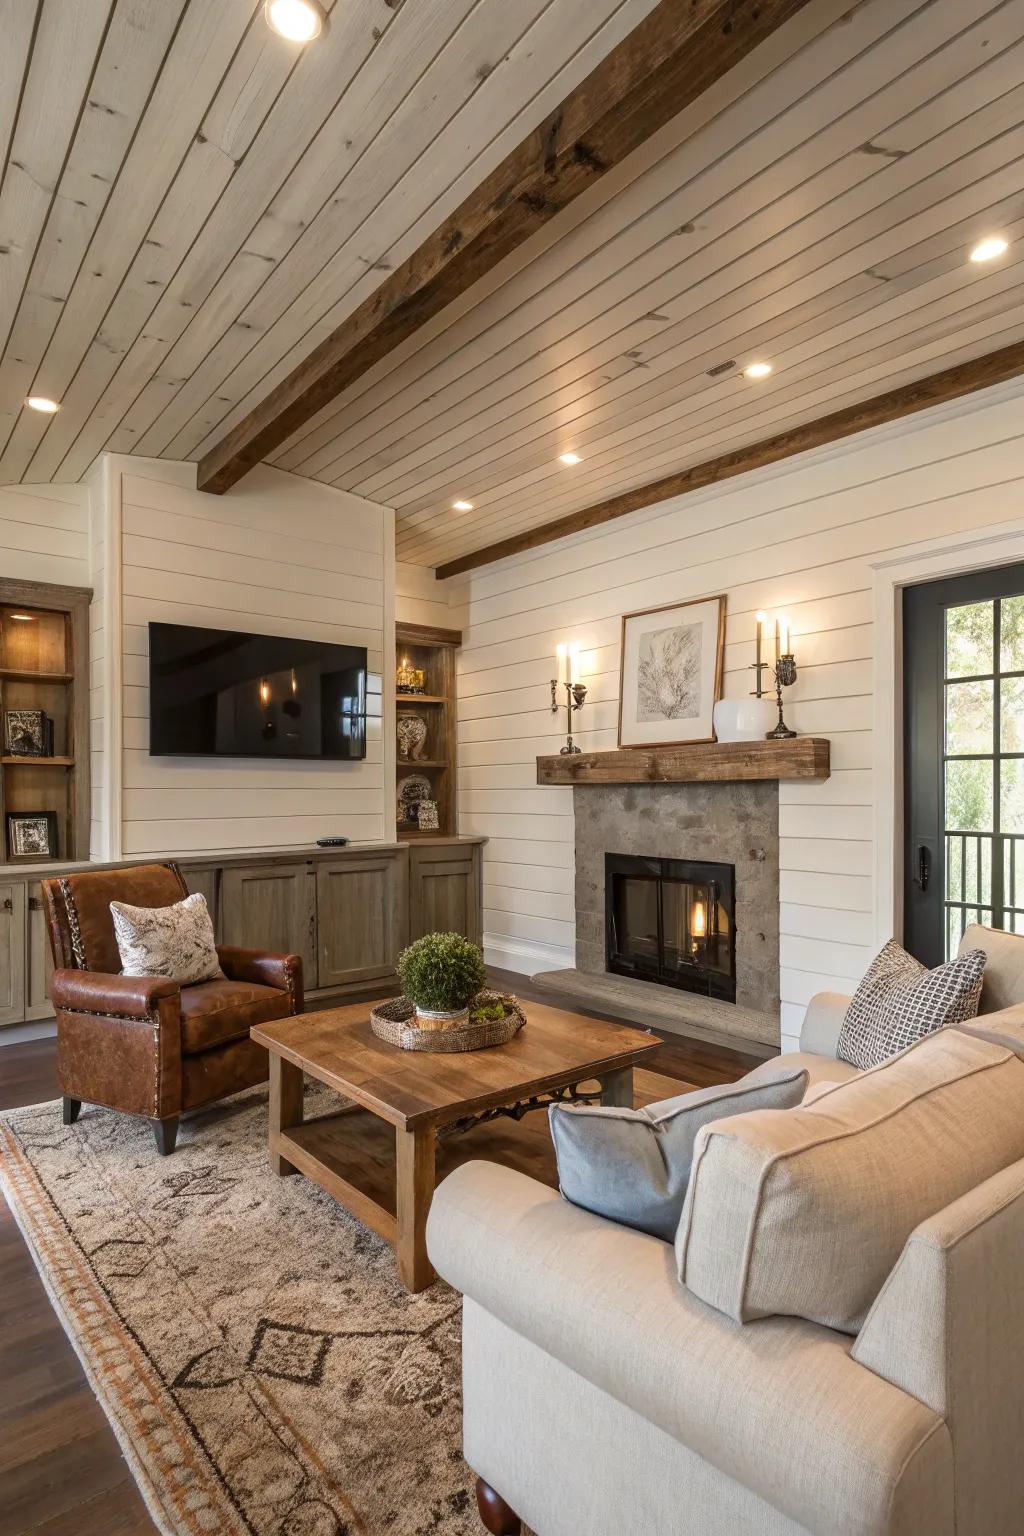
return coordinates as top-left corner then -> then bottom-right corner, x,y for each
690,897 -> 707,938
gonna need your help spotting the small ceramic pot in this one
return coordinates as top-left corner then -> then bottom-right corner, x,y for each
713,695 -> 778,742
412,1004 -> 470,1032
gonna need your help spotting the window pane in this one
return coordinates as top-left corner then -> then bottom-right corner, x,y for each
946,905 -> 992,960
945,832 -> 991,904
1001,758 -> 1024,835
945,679 -> 993,755
1000,593 -> 1024,672
1001,676 -> 1024,753
1004,835 -> 1024,909
946,600 -> 994,678
945,758 -> 993,831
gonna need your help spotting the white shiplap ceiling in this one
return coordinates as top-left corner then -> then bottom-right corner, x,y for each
3,0 -> 1024,574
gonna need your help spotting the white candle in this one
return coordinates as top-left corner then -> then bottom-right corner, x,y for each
568,644 -> 580,688
779,615 -> 790,656
555,642 -> 567,686
755,611 -> 765,673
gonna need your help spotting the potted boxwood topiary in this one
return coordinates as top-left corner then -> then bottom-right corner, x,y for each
397,931 -> 488,1030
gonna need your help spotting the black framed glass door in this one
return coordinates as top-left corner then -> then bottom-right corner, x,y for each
903,562 -> 1024,966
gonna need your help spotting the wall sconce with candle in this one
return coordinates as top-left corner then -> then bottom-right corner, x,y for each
550,642 -> 588,754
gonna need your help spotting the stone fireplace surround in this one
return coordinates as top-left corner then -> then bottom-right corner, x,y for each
537,780 -> 781,1052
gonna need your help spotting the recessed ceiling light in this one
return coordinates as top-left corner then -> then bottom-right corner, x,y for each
452,499 -> 474,512
264,0 -> 325,42
25,396 -> 60,413
559,452 -> 582,465
969,235 -> 1009,263
743,362 -> 773,380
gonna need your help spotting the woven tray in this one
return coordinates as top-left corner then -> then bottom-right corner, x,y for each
369,990 -> 525,1052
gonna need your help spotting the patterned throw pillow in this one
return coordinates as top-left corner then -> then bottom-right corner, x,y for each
837,939 -> 986,1069
110,893 -> 223,986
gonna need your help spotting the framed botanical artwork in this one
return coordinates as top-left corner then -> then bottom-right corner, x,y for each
5,809 -> 60,862
618,595 -> 726,748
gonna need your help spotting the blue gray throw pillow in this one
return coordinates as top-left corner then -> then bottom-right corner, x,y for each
548,1066 -> 809,1241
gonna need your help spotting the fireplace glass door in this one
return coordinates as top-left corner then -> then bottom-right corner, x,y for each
605,854 -> 736,1002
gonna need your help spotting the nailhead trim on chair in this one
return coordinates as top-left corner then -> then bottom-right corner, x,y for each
58,878 -> 88,969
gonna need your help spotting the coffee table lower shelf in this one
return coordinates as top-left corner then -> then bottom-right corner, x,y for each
267,1056 -> 636,1292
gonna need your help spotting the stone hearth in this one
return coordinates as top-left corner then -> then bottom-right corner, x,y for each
538,780 -> 781,1052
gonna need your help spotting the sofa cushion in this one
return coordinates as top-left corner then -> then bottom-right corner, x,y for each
960,924 -> 1024,1014
676,1024 -> 1024,1333
179,978 -> 290,1054
548,1067 -> 808,1241
836,938 -> 985,1069
740,1050 -> 860,1095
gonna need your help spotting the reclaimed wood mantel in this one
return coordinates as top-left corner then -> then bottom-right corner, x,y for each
536,738 -> 830,785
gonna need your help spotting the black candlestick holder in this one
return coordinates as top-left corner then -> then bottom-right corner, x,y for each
550,678 -> 588,754
767,654 -> 797,739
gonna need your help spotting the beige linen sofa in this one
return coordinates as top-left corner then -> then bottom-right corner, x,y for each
427,925 -> 1024,1536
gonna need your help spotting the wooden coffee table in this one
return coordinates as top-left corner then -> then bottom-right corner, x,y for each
251,1000 -> 660,1292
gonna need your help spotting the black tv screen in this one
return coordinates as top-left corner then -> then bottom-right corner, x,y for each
148,622 -> 368,760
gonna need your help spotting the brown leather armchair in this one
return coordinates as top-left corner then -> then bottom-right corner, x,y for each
42,862 -> 303,1155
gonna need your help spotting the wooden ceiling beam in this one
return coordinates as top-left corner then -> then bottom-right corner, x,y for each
433,340 -> 1024,579
196,0 -> 816,495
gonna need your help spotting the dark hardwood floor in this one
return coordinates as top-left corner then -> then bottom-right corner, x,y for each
0,970 -> 759,1536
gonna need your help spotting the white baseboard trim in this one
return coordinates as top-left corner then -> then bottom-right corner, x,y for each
484,932 -> 576,976
0,1020 -> 57,1047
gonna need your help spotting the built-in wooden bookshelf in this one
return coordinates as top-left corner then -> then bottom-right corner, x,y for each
0,578 -> 91,866
395,621 -> 461,839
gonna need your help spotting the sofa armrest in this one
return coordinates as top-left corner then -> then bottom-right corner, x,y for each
216,947 -> 303,1013
799,990 -> 852,1057
51,968 -> 182,1119
428,1162 -> 950,1536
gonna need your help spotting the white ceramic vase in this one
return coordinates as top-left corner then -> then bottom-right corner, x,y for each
713,695 -> 778,742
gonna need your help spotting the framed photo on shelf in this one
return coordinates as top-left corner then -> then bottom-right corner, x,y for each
4,708 -> 49,758
617,595 -> 726,748
5,810 -> 59,862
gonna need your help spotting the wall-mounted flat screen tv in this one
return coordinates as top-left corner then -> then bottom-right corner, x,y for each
149,622 -> 368,760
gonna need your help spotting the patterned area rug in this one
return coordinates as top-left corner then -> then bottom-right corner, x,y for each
0,1086 -> 477,1536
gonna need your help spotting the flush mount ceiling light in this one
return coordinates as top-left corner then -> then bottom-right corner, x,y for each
559,452 -> 582,465
743,361 -> 773,380
8,613 -> 35,621
265,0 -> 326,43
25,395 -> 60,413
452,499 -> 474,512
969,235 -> 1009,263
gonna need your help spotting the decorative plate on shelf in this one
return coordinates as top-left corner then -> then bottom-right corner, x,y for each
396,714 -> 428,760
397,773 -> 433,824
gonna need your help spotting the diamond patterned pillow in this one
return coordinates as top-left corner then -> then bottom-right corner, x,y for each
837,939 -> 986,1069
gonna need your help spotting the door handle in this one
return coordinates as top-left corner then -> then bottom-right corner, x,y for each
914,845 -> 931,892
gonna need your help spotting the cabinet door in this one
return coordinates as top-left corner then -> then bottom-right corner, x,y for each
181,866 -> 220,939
409,844 -> 482,944
26,886 -> 55,1021
220,864 -> 316,978
0,882 -> 26,1027
316,855 -> 406,989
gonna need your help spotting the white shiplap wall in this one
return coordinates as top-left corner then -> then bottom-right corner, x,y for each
395,559 -> 459,631
0,482 -> 89,586
105,459 -> 392,857
456,379 -> 1024,1049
